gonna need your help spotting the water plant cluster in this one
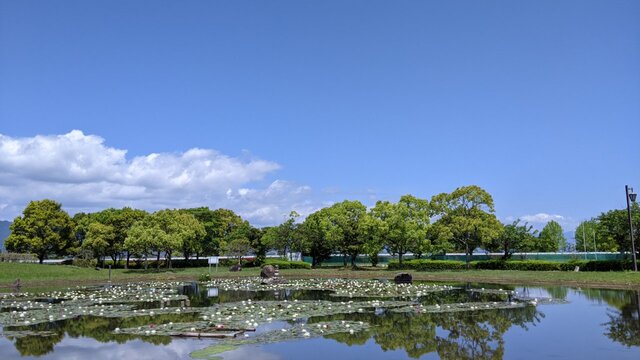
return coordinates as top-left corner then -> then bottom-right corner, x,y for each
0,278 -> 564,359
204,277 -> 459,298
0,282 -> 193,327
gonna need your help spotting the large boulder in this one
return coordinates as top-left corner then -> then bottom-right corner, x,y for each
260,265 -> 277,278
394,273 -> 412,284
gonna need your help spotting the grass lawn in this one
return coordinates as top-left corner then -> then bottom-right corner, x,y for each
1,262 -> 639,291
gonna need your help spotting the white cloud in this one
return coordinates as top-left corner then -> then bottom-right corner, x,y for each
520,213 -> 565,224
0,130 -> 318,226
507,212 -> 578,231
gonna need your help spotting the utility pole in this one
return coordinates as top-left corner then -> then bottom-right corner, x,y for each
625,185 -> 638,272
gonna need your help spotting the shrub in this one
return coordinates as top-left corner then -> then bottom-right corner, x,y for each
388,259 -> 467,271
72,258 -> 98,268
474,260 -> 564,271
198,273 -> 211,282
388,259 -> 634,272
262,259 -> 311,269
579,260 -> 634,271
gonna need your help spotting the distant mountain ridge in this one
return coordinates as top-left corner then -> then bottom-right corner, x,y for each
0,221 -> 11,250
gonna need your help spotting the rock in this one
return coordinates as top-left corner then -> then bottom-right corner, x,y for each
261,277 -> 277,285
260,265 -> 277,278
394,273 -> 412,284
229,264 -> 242,272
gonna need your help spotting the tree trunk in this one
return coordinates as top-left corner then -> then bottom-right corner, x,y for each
156,252 -> 161,271
167,251 -> 172,269
399,252 -> 403,265
465,243 -> 471,269
38,254 -> 44,264
125,251 -> 130,269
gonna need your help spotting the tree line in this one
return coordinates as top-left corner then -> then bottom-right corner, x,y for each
5,185 -> 639,267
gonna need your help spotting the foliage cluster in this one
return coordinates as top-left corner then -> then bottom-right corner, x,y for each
575,205 -> 640,255
5,186 -> 638,269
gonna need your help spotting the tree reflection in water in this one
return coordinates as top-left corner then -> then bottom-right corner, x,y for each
316,305 -> 542,359
604,290 -> 640,348
8,312 -> 199,356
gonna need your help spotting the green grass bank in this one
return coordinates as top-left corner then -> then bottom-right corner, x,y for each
1,262 -> 640,291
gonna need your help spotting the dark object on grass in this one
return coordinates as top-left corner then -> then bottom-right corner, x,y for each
394,273 -> 412,284
229,264 -> 242,272
12,278 -> 21,292
260,265 -> 277,278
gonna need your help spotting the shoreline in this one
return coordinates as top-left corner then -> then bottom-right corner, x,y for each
1,265 -> 639,292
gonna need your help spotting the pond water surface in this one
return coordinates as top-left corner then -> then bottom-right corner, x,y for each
0,280 -> 638,360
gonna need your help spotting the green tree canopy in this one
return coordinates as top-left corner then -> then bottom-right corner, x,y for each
82,222 -> 115,265
184,207 -> 243,256
124,209 -> 204,269
576,219 -> 618,253
299,208 -> 336,267
486,220 -> 537,259
536,220 -> 566,252
262,211 -> 301,259
370,195 -> 431,264
595,205 -> 640,257
325,200 -> 368,267
6,199 -> 74,263
430,186 -> 503,266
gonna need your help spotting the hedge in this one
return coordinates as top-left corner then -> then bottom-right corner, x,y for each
388,259 -> 635,272
388,259 -> 467,271
261,259 -> 311,269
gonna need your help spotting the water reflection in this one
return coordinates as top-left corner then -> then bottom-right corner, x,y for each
6,313 -> 199,356
2,284 -> 640,358
313,305 -> 541,359
604,290 -> 640,347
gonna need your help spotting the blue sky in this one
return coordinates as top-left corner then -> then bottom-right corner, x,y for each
1,1 -> 639,231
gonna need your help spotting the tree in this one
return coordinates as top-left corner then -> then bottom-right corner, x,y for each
430,186 -> 503,267
263,211 -> 302,260
575,219 -> 617,253
82,222 -> 115,267
371,195 -> 431,264
486,219 -> 538,260
536,220 -> 566,252
360,211 -> 385,267
486,220 -> 537,259
176,210 -> 206,261
222,222 -> 254,265
300,208 -> 335,267
184,207 -> 243,256
125,221 -> 166,270
209,208 -> 244,255
105,207 -> 147,268
219,220 -> 261,265
324,200 -> 367,267
5,200 -> 74,263
123,209 -> 204,269
596,205 -> 640,258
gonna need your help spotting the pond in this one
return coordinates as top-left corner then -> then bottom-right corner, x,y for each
0,278 -> 638,359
